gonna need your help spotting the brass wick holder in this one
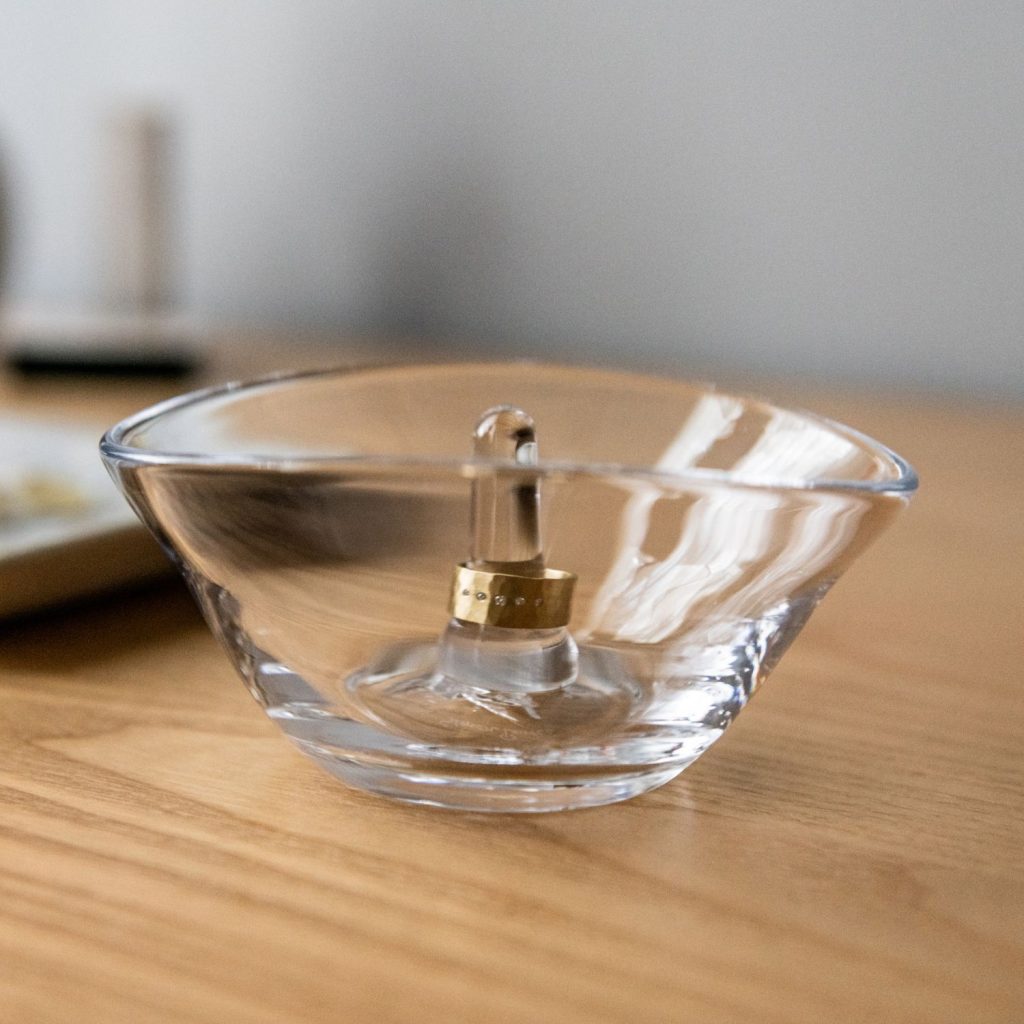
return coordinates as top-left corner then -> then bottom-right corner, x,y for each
450,564 -> 576,629
448,406 -> 576,630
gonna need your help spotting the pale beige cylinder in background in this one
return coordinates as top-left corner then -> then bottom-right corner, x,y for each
103,108 -> 173,314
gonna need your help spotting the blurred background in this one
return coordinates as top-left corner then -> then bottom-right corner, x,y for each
0,0 -> 1021,395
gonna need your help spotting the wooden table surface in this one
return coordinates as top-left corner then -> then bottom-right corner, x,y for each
0,337 -> 1021,1024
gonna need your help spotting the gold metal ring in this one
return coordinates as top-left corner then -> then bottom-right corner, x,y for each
449,563 -> 576,629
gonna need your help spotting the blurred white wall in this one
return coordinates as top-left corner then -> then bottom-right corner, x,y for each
0,0 -> 1021,395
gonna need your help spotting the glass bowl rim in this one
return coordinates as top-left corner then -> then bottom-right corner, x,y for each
99,360 -> 919,497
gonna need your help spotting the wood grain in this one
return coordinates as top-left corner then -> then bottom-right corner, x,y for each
0,342 -> 1021,1024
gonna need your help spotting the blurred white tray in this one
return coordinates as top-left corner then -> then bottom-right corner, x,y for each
0,415 -> 171,617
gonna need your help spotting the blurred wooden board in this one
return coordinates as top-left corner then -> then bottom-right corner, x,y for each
0,336 -> 1020,1023
0,415 -> 172,617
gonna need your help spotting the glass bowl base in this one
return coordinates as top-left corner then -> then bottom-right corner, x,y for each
252,635 -> 726,811
312,757 -> 685,812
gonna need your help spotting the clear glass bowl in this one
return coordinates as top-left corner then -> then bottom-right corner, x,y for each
100,363 -> 916,812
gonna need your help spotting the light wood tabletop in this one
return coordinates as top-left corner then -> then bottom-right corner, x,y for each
0,337 -> 1021,1024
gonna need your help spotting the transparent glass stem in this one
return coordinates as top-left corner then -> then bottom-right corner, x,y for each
437,619 -> 579,694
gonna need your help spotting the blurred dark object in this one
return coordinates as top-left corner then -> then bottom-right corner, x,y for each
3,310 -> 201,378
7,340 -> 198,378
